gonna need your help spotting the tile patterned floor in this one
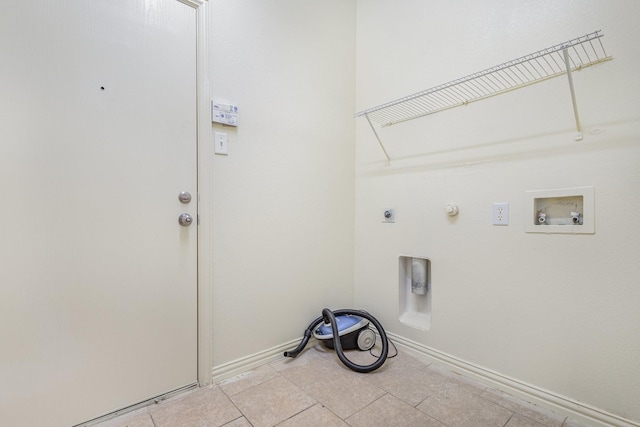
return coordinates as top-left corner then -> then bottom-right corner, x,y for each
95,343 -> 589,427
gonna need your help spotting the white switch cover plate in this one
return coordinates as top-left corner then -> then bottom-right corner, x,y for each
214,132 -> 228,155
493,202 -> 509,225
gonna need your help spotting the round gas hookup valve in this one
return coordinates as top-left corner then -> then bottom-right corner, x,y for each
445,204 -> 459,216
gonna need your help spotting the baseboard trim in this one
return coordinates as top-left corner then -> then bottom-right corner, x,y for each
211,338 -> 299,383
388,333 -> 639,427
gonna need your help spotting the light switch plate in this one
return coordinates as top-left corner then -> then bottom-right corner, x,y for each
214,132 -> 228,155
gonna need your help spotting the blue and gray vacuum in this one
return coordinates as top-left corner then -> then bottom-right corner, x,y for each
284,308 -> 389,373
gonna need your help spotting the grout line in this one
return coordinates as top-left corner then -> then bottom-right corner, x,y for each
477,387 -> 568,427
343,392 -> 390,422
502,412 -> 515,427
222,416 -> 253,427
274,401 -> 319,426
324,404 -> 344,423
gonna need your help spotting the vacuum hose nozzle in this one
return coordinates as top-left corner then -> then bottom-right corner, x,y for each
282,329 -> 312,358
284,308 -> 389,373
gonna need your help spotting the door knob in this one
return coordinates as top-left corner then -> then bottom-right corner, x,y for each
178,213 -> 193,226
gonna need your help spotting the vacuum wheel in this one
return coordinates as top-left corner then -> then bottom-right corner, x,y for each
356,328 -> 376,351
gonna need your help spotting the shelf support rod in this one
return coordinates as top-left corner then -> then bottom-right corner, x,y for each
563,48 -> 583,141
365,113 -> 391,166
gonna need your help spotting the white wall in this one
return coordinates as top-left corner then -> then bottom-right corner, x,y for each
355,0 -> 640,424
206,1 -> 639,423
208,1 -> 356,365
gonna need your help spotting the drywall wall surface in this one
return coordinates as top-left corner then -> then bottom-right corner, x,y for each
355,0 -> 640,422
209,1 -> 356,365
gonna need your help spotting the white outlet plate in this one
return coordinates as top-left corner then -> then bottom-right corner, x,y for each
493,202 -> 509,226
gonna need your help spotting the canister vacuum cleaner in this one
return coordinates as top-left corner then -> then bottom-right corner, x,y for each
284,308 -> 389,373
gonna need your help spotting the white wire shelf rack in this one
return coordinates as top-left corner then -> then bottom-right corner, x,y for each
355,30 -> 612,163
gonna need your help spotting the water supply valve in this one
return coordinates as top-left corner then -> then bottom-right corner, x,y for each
571,211 -> 582,224
537,212 -> 547,224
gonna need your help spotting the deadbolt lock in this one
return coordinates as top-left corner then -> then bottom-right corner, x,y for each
178,191 -> 192,204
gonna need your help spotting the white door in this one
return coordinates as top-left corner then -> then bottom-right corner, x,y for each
0,1 -> 198,426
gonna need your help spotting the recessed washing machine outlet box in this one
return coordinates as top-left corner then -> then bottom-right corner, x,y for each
525,186 -> 594,234
398,256 -> 431,331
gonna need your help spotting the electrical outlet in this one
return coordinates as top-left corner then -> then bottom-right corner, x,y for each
493,202 -> 509,226
382,207 -> 395,223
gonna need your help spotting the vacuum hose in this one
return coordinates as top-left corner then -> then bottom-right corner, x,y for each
284,308 -> 389,373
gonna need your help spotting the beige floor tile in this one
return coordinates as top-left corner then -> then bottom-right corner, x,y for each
277,403 -> 348,427
346,393 -> 445,427
563,418 -> 590,427
272,343 -> 334,373
149,385 -> 241,427
359,349 -> 430,384
85,348 -> 600,427
277,345 -> 391,420
279,363 -> 337,392
425,363 -> 488,397
417,389 -> 513,427
222,417 -> 253,427
297,369 -> 386,419
426,362 -> 489,392
332,343 -> 391,368
323,353 -> 385,377
370,348 -> 430,372
363,357 -> 482,407
229,376 -> 316,427
219,364 -> 280,397
481,388 -> 565,427
92,407 -> 153,427
369,366 -> 443,406
505,413 -> 549,427
278,347 -> 366,391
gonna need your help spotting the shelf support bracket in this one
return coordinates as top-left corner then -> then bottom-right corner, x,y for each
563,48 -> 583,141
365,113 -> 391,166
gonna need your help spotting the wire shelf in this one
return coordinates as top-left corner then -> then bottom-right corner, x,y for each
355,31 -> 611,128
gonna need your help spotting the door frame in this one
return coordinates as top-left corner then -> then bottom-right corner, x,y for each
182,0 -> 213,388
